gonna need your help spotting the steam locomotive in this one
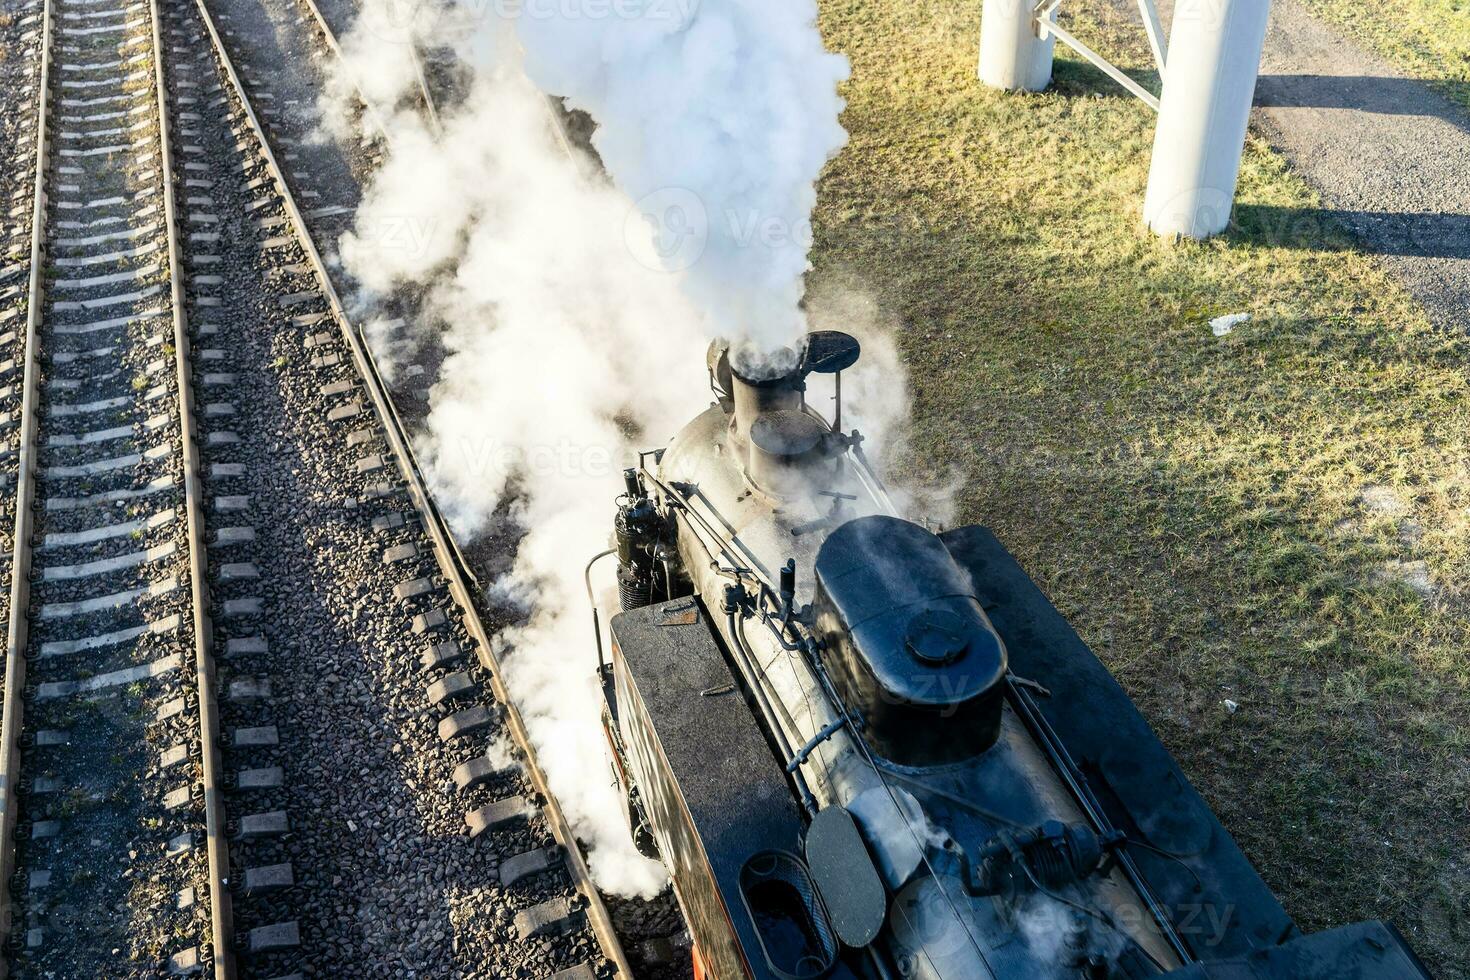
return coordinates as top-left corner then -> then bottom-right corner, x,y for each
589,332 -> 1432,980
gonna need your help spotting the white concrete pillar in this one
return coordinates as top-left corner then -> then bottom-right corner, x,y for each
978,0 -> 1056,93
1143,0 -> 1272,239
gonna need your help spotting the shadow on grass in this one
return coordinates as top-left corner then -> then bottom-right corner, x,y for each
1230,203 -> 1470,260
1037,60 -> 1470,265
1258,73 -> 1470,132
1050,57 -> 1160,107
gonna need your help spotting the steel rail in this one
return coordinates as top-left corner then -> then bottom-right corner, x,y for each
293,0 -> 440,138
0,0 -> 53,967
188,0 -> 634,974
407,44 -> 442,135
149,0 -> 236,971
300,0 -> 583,171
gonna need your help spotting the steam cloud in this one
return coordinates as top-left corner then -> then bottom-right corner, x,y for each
339,71 -> 705,898
514,0 -> 851,364
322,0 -> 854,896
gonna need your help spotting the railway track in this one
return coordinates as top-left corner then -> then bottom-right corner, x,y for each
176,0 -> 631,968
198,0 -> 675,972
0,0 -> 632,972
0,0 -> 230,970
292,0 -> 441,136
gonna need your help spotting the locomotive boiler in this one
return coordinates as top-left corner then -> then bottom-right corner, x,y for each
589,332 -> 1432,980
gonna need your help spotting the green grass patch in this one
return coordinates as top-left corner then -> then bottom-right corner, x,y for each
1300,0 -> 1470,114
810,0 -> 1469,972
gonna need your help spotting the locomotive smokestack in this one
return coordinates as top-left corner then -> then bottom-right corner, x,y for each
729,364 -> 806,456
720,332 -> 863,497
727,363 -> 828,498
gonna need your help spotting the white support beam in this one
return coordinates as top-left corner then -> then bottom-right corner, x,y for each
1040,17 -> 1162,111
1143,0 -> 1272,239
977,0 -> 1057,93
1136,0 -> 1168,74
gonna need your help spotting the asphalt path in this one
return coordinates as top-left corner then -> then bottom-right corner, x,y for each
1117,0 -> 1470,330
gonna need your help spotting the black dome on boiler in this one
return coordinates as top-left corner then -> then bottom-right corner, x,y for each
813,516 -> 1009,765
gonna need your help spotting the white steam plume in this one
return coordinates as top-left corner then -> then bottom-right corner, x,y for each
513,0 -> 850,362
321,0 -> 894,897
338,67 -> 707,896
803,284 -> 963,527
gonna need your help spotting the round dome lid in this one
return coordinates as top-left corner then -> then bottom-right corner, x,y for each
749,410 -> 826,458
904,608 -> 970,665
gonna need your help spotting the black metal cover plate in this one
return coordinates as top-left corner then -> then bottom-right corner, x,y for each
805,805 -> 886,949
802,330 -> 861,374
940,525 -> 1294,960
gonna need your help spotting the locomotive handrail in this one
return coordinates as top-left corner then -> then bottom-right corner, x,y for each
640,434 -> 1196,976
583,548 -> 615,672
785,717 -> 846,774
1008,679 -> 1195,962
725,606 -> 816,814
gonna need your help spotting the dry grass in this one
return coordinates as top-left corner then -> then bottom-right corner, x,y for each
1299,0 -> 1470,114
809,0 -> 1469,973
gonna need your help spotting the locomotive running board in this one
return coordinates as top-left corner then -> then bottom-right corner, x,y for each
941,526 -> 1431,977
